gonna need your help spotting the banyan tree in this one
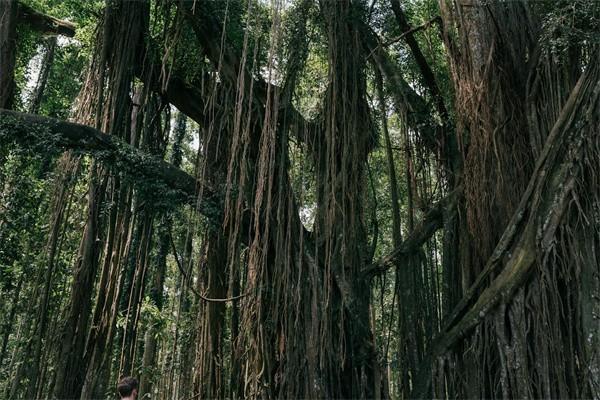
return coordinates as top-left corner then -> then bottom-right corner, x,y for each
0,0 -> 598,399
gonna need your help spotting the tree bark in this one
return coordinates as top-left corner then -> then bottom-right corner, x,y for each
17,2 -> 75,38
0,0 -> 18,110
413,45 -> 600,398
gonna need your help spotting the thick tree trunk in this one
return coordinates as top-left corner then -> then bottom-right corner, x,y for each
0,0 -> 18,109
313,1 -> 377,397
419,3 -> 600,397
436,2 -> 537,396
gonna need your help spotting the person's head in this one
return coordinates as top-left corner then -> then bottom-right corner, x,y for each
117,376 -> 138,399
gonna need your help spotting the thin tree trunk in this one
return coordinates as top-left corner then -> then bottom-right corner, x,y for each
375,68 -> 400,399
140,111 -> 187,398
0,273 -> 23,368
28,36 -> 57,114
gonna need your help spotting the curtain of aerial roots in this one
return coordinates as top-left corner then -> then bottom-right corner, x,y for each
315,1 -> 377,398
47,1 -> 159,398
217,0 -> 309,396
2,24 -> 80,398
390,107 -> 442,398
194,0 -> 377,398
191,34 -> 236,400
434,1 -> 600,398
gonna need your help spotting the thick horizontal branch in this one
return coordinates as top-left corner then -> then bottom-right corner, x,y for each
18,3 -> 76,37
180,1 -> 318,143
372,15 -> 441,51
0,110 -> 218,211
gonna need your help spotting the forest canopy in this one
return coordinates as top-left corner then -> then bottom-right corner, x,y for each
0,0 -> 599,399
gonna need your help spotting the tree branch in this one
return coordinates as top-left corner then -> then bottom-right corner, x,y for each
363,188 -> 460,280
361,26 -> 441,156
179,1 -> 318,144
389,2 -> 447,125
0,109 -> 218,210
371,15 -> 441,51
17,3 -> 76,38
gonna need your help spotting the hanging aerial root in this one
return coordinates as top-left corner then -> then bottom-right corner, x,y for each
168,231 -> 250,303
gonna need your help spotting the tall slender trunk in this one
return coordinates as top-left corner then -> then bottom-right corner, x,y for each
0,273 -> 23,368
139,111 -> 187,398
28,36 -> 57,114
194,233 -> 229,399
119,210 -> 153,377
375,69 -> 400,398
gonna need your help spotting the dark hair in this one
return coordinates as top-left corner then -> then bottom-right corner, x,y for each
117,376 -> 138,397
